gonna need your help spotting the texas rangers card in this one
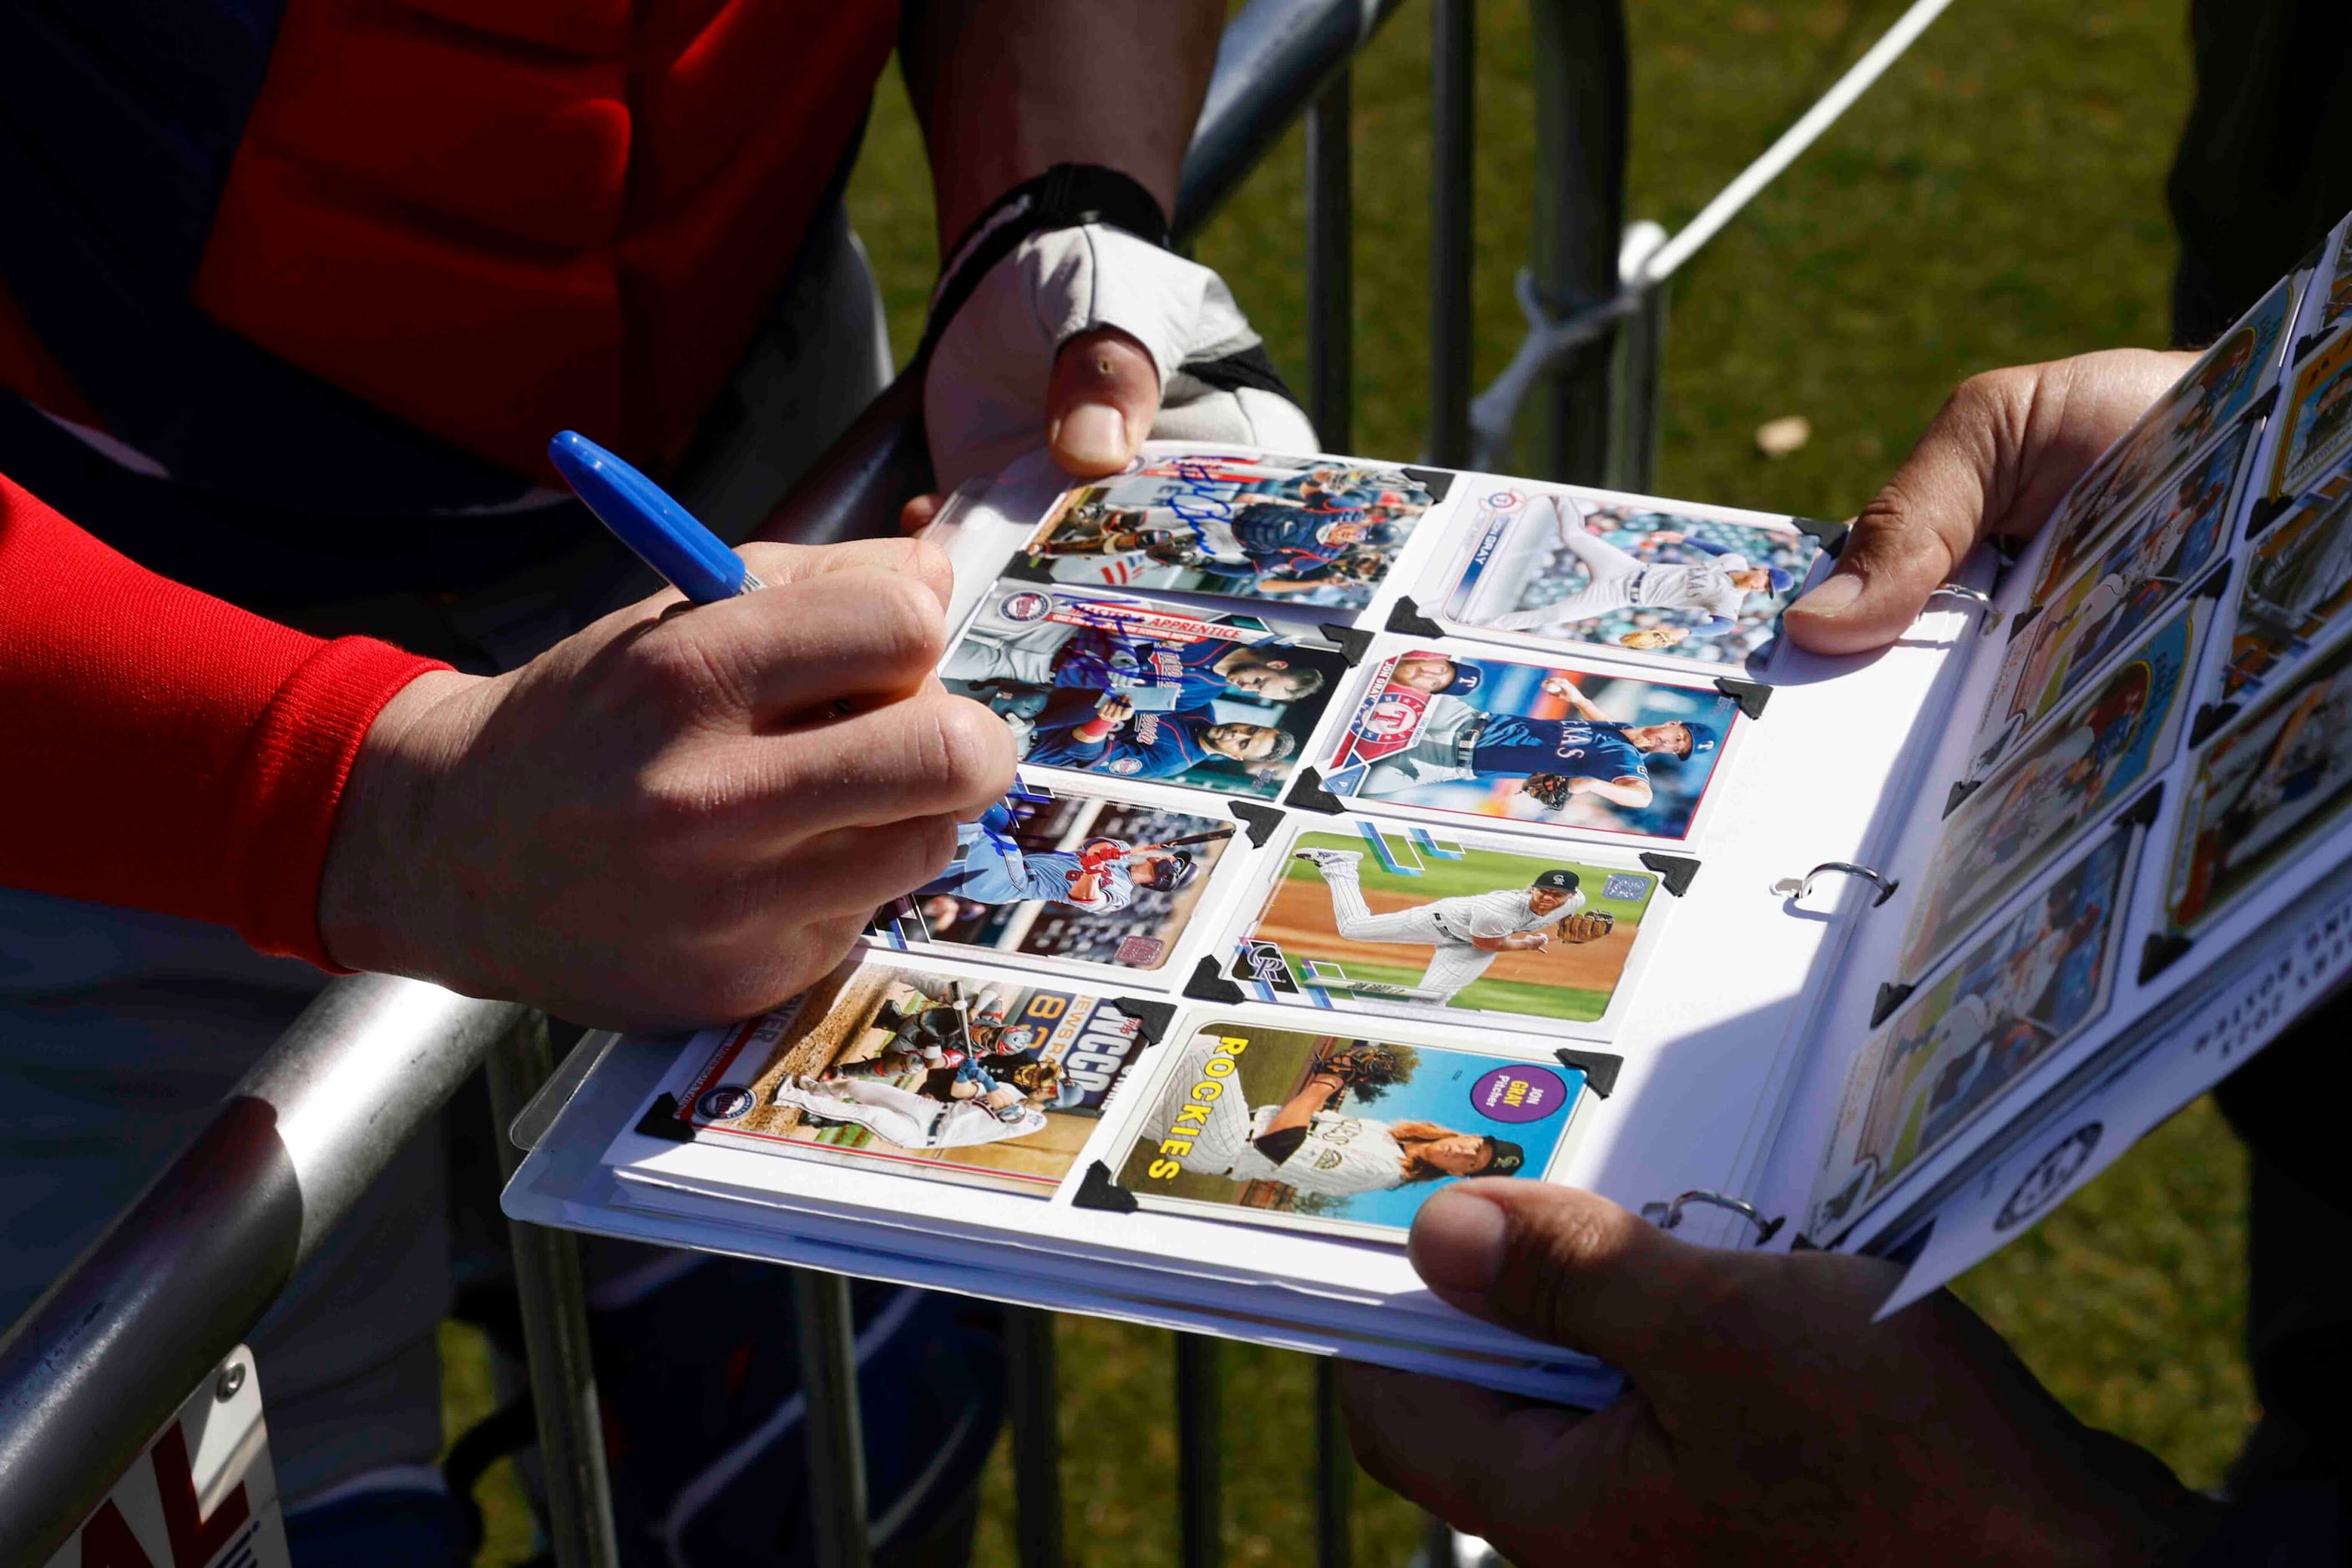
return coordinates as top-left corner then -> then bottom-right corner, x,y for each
1103,1021 -> 1591,1242
1431,484 -> 1821,671
672,956 -> 1158,1197
869,779 -> 1242,977
1808,827 -> 2136,1244
1313,647 -> 1741,841
941,579 -> 1352,799
1014,452 -> 1449,610
1221,822 -> 1663,1039
2217,452 -> 2352,701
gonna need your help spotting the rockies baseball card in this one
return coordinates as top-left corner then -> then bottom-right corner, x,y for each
1105,1021 -> 1589,1241
1971,422 -> 2248,782
2166,623 -> 2352,943
1222,822 -> 1663,1039
2214,451 -> 2352,701
869,779 -> 1242,977
675,955 -> 1156,1197
1903,594 -> 2207,982
1315,647 -> 1741,841
1012,451 -> 1450,610
1429,484 -> 1821,672
941,579 -> 1351,799
1808,828 -> 2137,1246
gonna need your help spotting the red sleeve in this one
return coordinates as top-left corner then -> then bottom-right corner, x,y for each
0,474 -> 448,967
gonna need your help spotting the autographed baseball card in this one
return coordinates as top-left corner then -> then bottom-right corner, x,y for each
942,579 -> 1351,799
872,781 -> 1239,974
2218,454 -> 2352,700
1315,649 -> 1740,840
1106,1022 -> 1588,1241
1224,823 -> 1661,1039
1901,594 -> 2205,981
1808,829 -> 2136,1244
1016,452 -> 1449,610
1434,486 -> 1820,670
675,958 -> 1155,1196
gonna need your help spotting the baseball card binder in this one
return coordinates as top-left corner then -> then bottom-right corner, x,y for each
507,203 -> 2352,1394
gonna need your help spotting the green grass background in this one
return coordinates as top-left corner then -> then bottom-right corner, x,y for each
449,1 -> 2261,1558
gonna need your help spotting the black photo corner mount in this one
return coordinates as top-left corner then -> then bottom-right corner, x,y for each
1714,677 -> 1773,720
1109,998 -> 1176,1044
2196,559 -> 2234,600
1284,767 -> 1347,815
2293,331 -> 2329,367
1550,1048 -> 1622,1099
2140,932 -> 2194,984
1637,852 -> 1701,898
1871,981 -> 1915,1029
1071,1161 -> 1139,1214
1793,516 -> 1851,558
2247,382 -> 2284,421
635,1093 -> 695,1145
997,555 -> 1053,584
1184,956 -> 1247,1004
2188,702 -> 2242,749
1788,1232 -> 1822,1252
1384,598 -> 1446,638
1945,777 -> 1984,818
1403,464 -> 1456,501
2246,493 -> 2297,537
1229,802 -> 1285,848
1752,1214 -> 1787,1247
2006,602 -> 2044,639
1318,624 -> 1373,665
2117,782 -> 2166,832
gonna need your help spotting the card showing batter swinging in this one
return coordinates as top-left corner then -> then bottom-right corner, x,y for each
942,579 -> 1351,800
675,955 -> 1156,1198
1315,649 -> 1741,840
870,779 -> 1242,975
1105,1021 -> 1588,1242
1224,824 -> 1662,1039
1014,452 -> 1449,610
1431,485 -> 1821,671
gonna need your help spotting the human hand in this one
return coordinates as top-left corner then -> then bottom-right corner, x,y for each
318,539 -> 1017,1027
1095,694 -> 1136,724
1540,675 -> 1576,700
1510,931 -> 1550,953
1339,1182 -> 2218,1566
1784,350 -> 2193,655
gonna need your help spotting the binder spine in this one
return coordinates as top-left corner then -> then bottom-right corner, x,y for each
1640,1188 -> 1784,1246
1771,861 -> 1900,908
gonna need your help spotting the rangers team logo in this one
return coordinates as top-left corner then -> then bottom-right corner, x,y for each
695,1085 -> 757,1122
1363,690 -> 1427,739
1994,1122 -> 2102,1231
999,590 -> 1055,623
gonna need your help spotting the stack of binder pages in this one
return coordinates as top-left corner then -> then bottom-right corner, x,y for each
506,209 -> 2352,1399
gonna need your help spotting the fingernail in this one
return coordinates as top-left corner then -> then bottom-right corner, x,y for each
1409,1189 -> 1509,1297
1053,402 -> 1128,468
1792,571 -> 1863,617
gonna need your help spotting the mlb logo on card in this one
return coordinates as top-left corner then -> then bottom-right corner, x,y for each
1994,1122 -> 2103,1231
696,1085 -> 757,1122
1001,590 -> 1055,622
1486,489 -> 1525,511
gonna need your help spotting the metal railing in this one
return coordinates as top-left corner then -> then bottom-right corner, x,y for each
0,0 -> 1954,1561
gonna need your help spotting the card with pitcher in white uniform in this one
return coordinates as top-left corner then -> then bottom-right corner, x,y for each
1422,483 -> 1824,674
1218,822 -> 1667,1039
1104,1019 -> 1596,1241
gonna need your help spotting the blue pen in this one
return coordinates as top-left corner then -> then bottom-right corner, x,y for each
548,429 -> 765,603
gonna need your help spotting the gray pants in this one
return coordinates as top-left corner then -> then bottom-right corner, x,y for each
1359,695 -> 1484,796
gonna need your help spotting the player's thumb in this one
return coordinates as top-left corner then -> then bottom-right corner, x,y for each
1409,1182 -> 1732,1395
1048,326 -> 1161,478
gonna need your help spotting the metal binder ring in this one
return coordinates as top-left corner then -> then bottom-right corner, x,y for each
1659,1190 -> 1783,1245
1930,581 -> 2003,633
1772,862 -> 1899,907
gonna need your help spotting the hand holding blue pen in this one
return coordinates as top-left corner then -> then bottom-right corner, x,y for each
548,429 -> 766,603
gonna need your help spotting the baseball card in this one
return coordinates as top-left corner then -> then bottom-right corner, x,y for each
1224,823 -> 1661,1039
2307,215 -> 2352,347
1808,827 -> 2135,1244
673,957 -> 1156,1197
1901,594 -> 2205,981
2268,326 -> 2352,502
1014,452 -> 1449,610
1106,1021 -> 1586,1242
1434,485 -> 1821,670
869,780 -> 1240,975
1971,422 -> 2247,782
1314,648 -> 1740,841
942,579 -> 1352,799
2166,626 -> 2352,940
2036,271 -> 2297,594
2218,454 -> 2352,701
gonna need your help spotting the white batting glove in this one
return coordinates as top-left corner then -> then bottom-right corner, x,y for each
923,222 -> 1318,495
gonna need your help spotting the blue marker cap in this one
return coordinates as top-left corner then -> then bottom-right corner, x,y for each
548,429 -> 758,604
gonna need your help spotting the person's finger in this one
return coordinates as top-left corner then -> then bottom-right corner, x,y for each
1337,1363 -> 1598,1545
747,814 -> 965,921
737,536 -> 956,608
1047,327 -> 1161,478
742,689 -> 1018,835
635,566 -> 950,723
901,493 -> 945,534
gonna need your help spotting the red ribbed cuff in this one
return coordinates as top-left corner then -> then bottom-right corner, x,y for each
225,637 -> 448,968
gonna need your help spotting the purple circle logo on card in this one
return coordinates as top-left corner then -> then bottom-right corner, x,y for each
1470,1065 -> 1571,1125
1000,591 -> 1055,622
